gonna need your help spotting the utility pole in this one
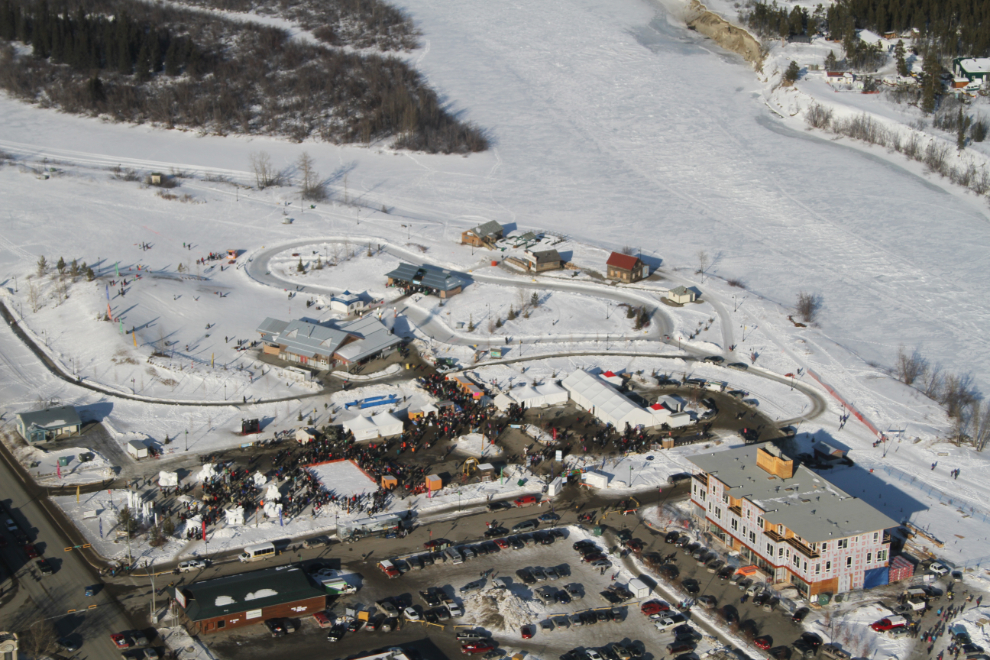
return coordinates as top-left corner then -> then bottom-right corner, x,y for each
148,559 -> 156,619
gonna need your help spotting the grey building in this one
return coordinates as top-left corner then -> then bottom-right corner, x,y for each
16,406 -> 82,444
258,315 -> 402,369
460,220 -> 504,247
385,262 -> 469,299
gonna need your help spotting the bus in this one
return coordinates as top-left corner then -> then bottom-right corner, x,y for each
239,542 -> 276,563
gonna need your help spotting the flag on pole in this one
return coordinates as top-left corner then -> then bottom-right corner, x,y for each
133,331 -> 137,347
115,262 -> 119,277
211,353 -> 214,368
201,520 -> 207,541
57,465 -> 61,479
119,320 -> 124,334
105,285 -> 109,301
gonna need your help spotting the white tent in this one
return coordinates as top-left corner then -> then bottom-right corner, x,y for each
158,471 -> 179,487
295,428 -> 317,444
493,393 -> 514,412
344,412 -> 404,441
535,382 -> 569,406
562,370 -> 657,428
656,394 -> 687,412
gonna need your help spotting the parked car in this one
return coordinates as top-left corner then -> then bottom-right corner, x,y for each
178,559 -> 207,573
512,519 -> 539,532
792,607 -> 810,623
538,512 -> 561,523
591,559 -> 611,569
755,636 -> 773,650
461,641 -> 496,655
929,562 -> 950,576
403,606 -> 422,621
574,540 -> 597,551
487,501 -> 512,512
666,641 -> 695,655
312,612 -> 333,628
484,527 -> 508,539
24,544 -> 39,559
654,614 -> 687,631
514,495 -> 539,507
641,600 -> 669,616
326,625 -> 346,642
583,552 -> 607,563
110,635 -> 132,650
36,559 -> 53,575
870,617 -> 907,632
532,567 -> 548,581
517,569 -> 536,585
665,531 -> 681,544
460,579 -> 486,595
718,566 -> 735,580
264,619 -> 289,638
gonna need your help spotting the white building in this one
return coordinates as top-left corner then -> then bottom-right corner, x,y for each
343,412 -> 404,441
330,291 -> 368,315
562,370 -> 658,429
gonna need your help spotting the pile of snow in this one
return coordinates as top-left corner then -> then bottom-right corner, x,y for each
245,588 -> 278,600
462,589 -> 538,632
452,433 -> 503,457
215,596 -> 235,607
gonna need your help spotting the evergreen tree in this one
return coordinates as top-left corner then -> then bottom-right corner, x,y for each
36,255 -> 47,276
116,14 -> 132,74
136,39 -> 151,81
785,60 -> 801,83
86,267 -> 95,281
957,109 -> 969,150
87,75 -> 105,104
824,50 -> 838,72
56,256 -> 65,274
164,38 -> 180,76
894,40 -> 908,76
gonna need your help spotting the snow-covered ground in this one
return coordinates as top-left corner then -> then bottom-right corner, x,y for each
0,0 -> 988,569
307,460 -> 378,499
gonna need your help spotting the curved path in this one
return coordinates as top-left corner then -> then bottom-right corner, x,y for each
248,238 -> 827,425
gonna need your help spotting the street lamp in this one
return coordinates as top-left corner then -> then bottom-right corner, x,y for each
184,429 -> 188,452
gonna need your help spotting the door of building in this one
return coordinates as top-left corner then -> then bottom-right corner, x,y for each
838,573 -> 851,593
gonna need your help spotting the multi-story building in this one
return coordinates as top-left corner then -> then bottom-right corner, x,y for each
686,444 -> 898,597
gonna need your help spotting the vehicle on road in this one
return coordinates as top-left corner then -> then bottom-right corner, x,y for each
240,542 -> 276,563
110,634 -> 131,649
312,612 -> 332,628
582,552 -> 606,563
755,636 -> 773,650
514,495 -> 539,507
424,539 -> 451,550
487,501 -> 512,512
512,519 -> 539,532
538,513 -> 560,523
461,641 -> 496,655
36,559 -> 53,575
24,544 -> 38,559
178,560 -> 207,573
870,617 -> 907,632
460,579 -> 486,595
792,607 -> 810,623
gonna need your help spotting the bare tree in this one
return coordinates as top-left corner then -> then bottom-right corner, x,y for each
796,291 -> 823,324
249,152 -> 283,189
697,250 -> 709,283
21,619 -> 59,659
896,347 -> 928,385
297,152 -> 326,201
27,281 -> 40,313
620,246 -> 636,255
970,401 -> 990,451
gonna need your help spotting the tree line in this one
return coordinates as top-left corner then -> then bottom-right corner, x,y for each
0,0 -> 203,77
0,0 -> 487,153
744,0 -> 990,57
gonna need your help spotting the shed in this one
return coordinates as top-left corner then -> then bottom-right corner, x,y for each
127,440 -> 149,459
460,220 -> 504,247
16,406 -> 82,444
656,395 -> 687,413
666,286 -> 696,304
523,249 -> 562,272
381,475 -> 398,490
581,470 -> 610,489
425,475 -> 443,491
329,291 -> 367,315
477,463 -> 495,482
409,403 -> 438,420
815,441 -> 847,459
628,578 -> 651,599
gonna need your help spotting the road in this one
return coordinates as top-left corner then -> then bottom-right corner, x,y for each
0,446 -> 136,660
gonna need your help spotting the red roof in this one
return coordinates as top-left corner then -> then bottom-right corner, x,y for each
650,404 -> 664,410
606,252 -> 641,271
603,371 -> 617,377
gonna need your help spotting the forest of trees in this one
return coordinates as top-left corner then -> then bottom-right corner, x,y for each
744,0 -> 990,58
0,0 -> 486,153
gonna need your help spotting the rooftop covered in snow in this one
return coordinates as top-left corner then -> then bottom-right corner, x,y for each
173,565 -> 325,622
687,443 -> 899,542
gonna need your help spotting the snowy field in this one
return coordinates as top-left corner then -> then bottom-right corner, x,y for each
0,0 -> 987,570
307,460 -> 377,499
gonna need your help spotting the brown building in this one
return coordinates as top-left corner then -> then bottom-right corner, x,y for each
606,252 -> 648,282
171,566 -> 326,635
523,249 -> 561,272
460,220 -> 504,248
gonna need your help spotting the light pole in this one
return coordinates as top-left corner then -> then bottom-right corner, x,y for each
148,559 -> 156,618
184,429 -> 188,452
629,464 -> 633,488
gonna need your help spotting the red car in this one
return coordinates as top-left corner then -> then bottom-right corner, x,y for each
641,600 -> 669,616
24,544 -> 38,559
424,539 -> 450,550
582,552 -> 607,563
110,634 -> 131,649
462,641 -> 496,655
755,636 -> 773,650
378,561 -> 400,579
312,612 -> 333,628
521,625 -> 535,639
870,617 -> 907,632
495,538 -> 510,550
514,495 -> 538,507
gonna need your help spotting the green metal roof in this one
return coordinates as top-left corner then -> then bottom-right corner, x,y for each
176,566 -> 325,621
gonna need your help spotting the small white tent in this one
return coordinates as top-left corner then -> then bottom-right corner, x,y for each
493,393 -> 514,412
344,412 -> 404,441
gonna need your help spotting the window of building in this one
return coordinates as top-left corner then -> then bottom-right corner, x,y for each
866,552 -> 872,564
825,561 -> 831,572
777,524 -> 784,535
742,526 -> 747,537
715,507 -> 722,519
217,620 -> 226,629
815,563 -> 820,575
793,553 -> 800,567
878,550 -> 887,562
723,494 -> 729,504
803,561 -> 808,571
767,543 -> 774,555
750,531 -> 756,543
873,532 -> 879,542
837,539 -> 849,549
821,542 -> 827,552
757,516 -> 764,528
731,519 -> 738,531
693,484 -> 697,494
708,501 -> 713,511
778,547 -> 785,558
846,557 -> 852,568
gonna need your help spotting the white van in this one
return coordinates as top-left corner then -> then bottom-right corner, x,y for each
445,547 -> 463,564
239,542 -> 276,563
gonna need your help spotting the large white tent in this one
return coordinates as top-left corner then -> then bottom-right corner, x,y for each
343,412 -> 404,441
562,370 -> 657,428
